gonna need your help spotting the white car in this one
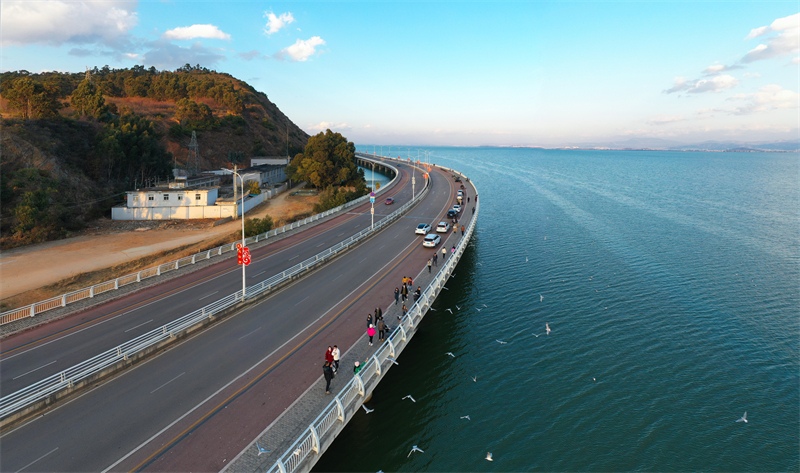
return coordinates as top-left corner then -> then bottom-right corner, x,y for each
452,204 -> 462,213
415,223 -> 432,235
423,234 -> 441,247
436,221 -> 451,233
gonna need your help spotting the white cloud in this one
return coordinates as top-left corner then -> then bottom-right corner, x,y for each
142,41 -> 226,70
0,0 -> 137,46
728,84 -> 800,115
665,74 -> 739,94
264,11 -> 295,35
277,36 -> 325,62
163,24 -> 230,41
306,121 -> 351,133
741,13 -> 800,63
646,115 -> 686,126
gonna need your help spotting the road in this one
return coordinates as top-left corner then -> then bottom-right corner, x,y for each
0,162 -> 467,472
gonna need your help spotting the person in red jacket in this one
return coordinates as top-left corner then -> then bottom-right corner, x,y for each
367,324 -> 376,346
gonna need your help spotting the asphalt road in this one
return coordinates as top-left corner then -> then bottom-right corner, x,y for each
0,163 -> 466,472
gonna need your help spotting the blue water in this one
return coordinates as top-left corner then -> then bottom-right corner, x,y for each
316,148 -> 799,472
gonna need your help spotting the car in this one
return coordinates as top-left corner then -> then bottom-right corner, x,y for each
415,223 -> 432,235
436,221 -> 451,233
457,190 -> 464,197
447,209 -> 458,218
452,204 -> 462,213
422,234 -> 441,248
384,197 -> 394,205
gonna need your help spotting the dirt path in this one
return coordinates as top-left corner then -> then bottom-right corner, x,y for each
0,187 -> 318,308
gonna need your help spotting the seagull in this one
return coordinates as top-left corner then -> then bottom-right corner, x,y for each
471,375 -> 477,382
539,294 -> 544,302
402,395 -> 416,403
496,339 -> 508,345
736,412 -> 748,423
256,442 -> 270,456
593,377 -> 596,382
545,323 -> 551,335
460,415 -> 471,420
362,404 -> 374,414
429,307 -> 437,311
485,452 -> 493,462
482,304 -> 488,307
442,286 -> 449,290
445,352 -> 455,357
475,307 -> 482,312
455,304 -> 461,311
445,308 -> 453,314
387,356 -> 399,365
477,262 -> 483,266
407,445 -> 425,457
525,256 -> 529,262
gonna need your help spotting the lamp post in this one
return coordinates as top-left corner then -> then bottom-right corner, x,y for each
232,165 -> 246,301
369,191 -> 375,230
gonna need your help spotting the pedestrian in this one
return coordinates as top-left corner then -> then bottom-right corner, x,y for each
427,259 -> 432,273
451,245 -> 456,255
353,361 -> 362,375
461,225 -> 465,235
377,307 -> 382,320
377,317 -> 386,341
367,312 -> 373,328
401,304 -> 407,320
472,206 -> 475,214
442,247 -> 447,260
414,286 -> 421,302
475,194 -> 478,203
332,345 -> 340,373
367,324 -> 376,346
401,284 -> 408,301
325,346 -> 334,365
467,196 -> 470,203
394,287 -> 400,305
409,276 -> 413,286
323,361 -> 334,394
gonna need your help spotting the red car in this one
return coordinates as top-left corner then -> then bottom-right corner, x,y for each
384,197 -> 394,205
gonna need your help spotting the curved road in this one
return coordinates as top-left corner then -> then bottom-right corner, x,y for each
0,162 -> 470,472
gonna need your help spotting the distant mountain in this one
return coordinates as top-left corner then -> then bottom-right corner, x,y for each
565,137 -> 799,152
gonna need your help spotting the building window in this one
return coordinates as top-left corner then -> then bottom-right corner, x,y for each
163,194 -> 169,200
196,194 -> 202,200
148,195 -> 154,201
177,195 -> 182,201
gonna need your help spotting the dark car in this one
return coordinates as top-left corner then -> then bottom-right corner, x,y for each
385,197 -> 395,205
447,209 -> 458,218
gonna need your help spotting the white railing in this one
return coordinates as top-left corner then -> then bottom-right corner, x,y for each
0,158 -> 394,327
257,169 -> 478,473
0,163 -> 428,426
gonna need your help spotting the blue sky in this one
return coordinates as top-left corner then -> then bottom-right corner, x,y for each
1,1 -> 798,147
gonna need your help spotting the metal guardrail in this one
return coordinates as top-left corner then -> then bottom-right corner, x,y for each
257,166 -> 478,473
0,163 -> 427,425
0,158 -> 394,327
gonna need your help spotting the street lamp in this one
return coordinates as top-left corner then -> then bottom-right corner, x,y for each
369,191 -> 375,230
232,165 -> 246,301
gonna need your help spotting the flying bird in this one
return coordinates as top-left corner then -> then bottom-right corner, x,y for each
256,442 -> 270,456
407,445 -> 425,457
525,256 -> 529,262
445,352 -> 455,357
736,412 -> 748,423
545,323 -> 551,335
387,356 -> 399,365
482,304 -> 488,307
402,395 -> 417,403
460,415 -> 471,420
362,404 -> 374,414
485,452 -> 493,461
445,308 -> 453,314
475,307 -> 482,312
429,307 -> 437,311
471,375 -> 477,382
455,304 -> 461,310
442,286 -> 450,291
496,339 -> 508,345
539,294 -> 544,302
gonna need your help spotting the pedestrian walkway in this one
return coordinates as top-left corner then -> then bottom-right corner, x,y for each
226,187 -> 474,472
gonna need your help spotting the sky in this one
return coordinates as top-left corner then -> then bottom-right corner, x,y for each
1,1 -> 798,147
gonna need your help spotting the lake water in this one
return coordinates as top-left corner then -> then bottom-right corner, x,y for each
315,147 -> 799,472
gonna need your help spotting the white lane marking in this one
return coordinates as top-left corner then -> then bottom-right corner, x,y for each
378,245 -> 385,250
15,446 -> 59,473
238,326 -> 262,341
251,270 -> 266,278
150,372 -> 185,394
198,291 -> 219,301
337,232 -> 344,237
12,360 -> 58,380
294,296 -> 309,306
289,255 -> 299,260
123,319 -> 153,333
316,243 -> 325,248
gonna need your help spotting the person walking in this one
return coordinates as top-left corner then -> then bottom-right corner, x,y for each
353,361 -> 362,375
376,307 -> 382,320
442,247 -> 447,260
401,284 -> 408,301
394,287 -> 400,305
367,324 -> 376,346
451,245 -> 456,255
367,313 -> 373,328
377,317 -> 386,341
323,361 -> 334,394
461,225 -> 465,236
332,345 -> 340,373
427,259 -> 432,273
414,286 -> 421,302
401,304 -> 407,320
433,252 -> 438,266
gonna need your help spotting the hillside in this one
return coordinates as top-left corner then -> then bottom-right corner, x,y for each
0,66 -> 310,249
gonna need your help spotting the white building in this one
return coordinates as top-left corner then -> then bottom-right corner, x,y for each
112,185 -> 238,220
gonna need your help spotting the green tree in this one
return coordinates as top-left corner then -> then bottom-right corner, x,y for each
71,76 -> 107,118
246,180 -> 261,195
287,129 -> 363,189
174,98 -> 213,128
3,77 -> 61,119
243,216 -> 273,237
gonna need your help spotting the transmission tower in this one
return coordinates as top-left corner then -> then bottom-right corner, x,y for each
187,131 -> 200,176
